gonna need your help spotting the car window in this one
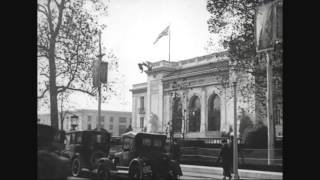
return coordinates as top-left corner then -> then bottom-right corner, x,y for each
142,138 -> 151,147
91,133 -> 105,144
97,134 -> 102,143
76,133 -> 82,144
65,134 -> 70,146
123,137 -> 133,151
70,133 -> 76,144
153,139 -> 162,147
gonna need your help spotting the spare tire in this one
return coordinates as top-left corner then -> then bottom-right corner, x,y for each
90,150 -> 106,169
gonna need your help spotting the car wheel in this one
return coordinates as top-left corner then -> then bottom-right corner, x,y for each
97,163 -> 111,180
71,157 -> 81,177
90,150 -> 106,169
129,163 -> 142,180
167,173 -> 179,180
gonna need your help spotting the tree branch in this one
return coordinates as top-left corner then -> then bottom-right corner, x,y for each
57,87 -> 95,96
38,87 -> 49,99
54,0 -> 61,8
38,4 -> 48,17
40,73 -> 50,78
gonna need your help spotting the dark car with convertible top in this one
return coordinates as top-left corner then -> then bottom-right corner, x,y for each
96,131 -> 183,180
61,130 -> 111,177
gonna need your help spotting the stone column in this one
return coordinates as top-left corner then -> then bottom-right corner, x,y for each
159,81 -> 164,132
132,96 -> 137,130
182,90 -> 188,135
223,87 -> 228,132
200,88 -> 207,133
146,79 -> 151,132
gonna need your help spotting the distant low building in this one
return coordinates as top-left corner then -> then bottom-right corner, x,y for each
38,109 -> 132,136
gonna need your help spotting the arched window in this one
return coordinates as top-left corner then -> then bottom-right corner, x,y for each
172,96 -> 182,132
208,94 -> 221,131
189,96 -> 201,132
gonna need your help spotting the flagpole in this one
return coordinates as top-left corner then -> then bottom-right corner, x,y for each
169,26 -> 171,62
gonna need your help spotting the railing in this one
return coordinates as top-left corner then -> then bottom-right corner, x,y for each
179,147 -> 283,167
179,137 -> 242,145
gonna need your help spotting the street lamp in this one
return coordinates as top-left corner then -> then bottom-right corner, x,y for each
70,115 -> 79,131
231,71 -> 240,180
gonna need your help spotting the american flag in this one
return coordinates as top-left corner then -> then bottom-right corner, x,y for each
153,25 -> 170,45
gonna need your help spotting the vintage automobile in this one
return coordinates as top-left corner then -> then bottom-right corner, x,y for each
97,131 -> 183,180
61,130 -> 111,177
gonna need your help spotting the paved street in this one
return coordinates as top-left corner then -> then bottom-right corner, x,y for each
67,175 -> 220,180
66,171 -> 260,180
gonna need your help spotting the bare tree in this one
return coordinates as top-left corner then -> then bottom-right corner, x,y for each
37,0 -> 118,129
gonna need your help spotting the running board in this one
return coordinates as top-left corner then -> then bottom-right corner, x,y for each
81,168 -> 90,172
110,170 -> 128,174
116,166 -> 129,170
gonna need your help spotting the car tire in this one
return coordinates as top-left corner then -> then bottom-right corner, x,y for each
97,163 -> 111,180
71,157 -> 81,177
129,163 -> 142,180
167,173 -> 180,180
90,150 -> 106,169
171,175 -> 180,180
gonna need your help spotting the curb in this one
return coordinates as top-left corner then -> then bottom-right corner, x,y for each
181,164 -> 283,180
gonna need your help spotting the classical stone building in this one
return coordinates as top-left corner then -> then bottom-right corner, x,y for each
130,51 -> 271,139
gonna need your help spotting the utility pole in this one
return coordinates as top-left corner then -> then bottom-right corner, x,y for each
266,52 -> 275,165
233,79 -> 240,180
96,31 -> 105,131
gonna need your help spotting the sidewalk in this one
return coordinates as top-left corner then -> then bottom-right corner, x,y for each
181,164 -> 283,180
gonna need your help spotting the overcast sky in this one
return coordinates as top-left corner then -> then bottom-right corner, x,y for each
40,0 -> 222,113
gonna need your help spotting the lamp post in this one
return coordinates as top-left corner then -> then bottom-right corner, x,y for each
70,115 -> 79,131
231,71 -> 240,180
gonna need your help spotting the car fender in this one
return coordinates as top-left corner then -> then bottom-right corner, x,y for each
70,152 -> 81,161
97,157 -> 116,171
129,157 -> 144,168
169,160 -> 183,176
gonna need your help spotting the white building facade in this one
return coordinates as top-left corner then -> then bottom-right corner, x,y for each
131,51 -> 260,139
38,109 -> 132,136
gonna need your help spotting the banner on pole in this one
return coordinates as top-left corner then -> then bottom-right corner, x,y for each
255,0 -> 274,52
100,62 -> 108,84
92,60 -> 100,87
255,0 -> 282,52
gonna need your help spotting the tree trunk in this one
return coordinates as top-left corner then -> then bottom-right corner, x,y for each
49,40 -> 59,130
60,111 -> 64,131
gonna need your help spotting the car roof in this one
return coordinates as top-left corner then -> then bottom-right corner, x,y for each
121,131 -> 167,139
65,130 -> 109,135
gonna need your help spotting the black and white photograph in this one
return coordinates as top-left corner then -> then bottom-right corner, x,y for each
37,0 -> 283,179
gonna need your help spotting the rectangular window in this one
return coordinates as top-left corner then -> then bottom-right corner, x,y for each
65,134 -> 70,146
76,133 -> 82,144
119,117 -> 127,123
110,116 -> 114,123
119,125 -> 127,135
140,96 -> 144,108
140,117 -> 144,128
70,133 -> 76,144
153,139 -> 162,147
142,138 -> 151,146
109,124 -> 113,130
